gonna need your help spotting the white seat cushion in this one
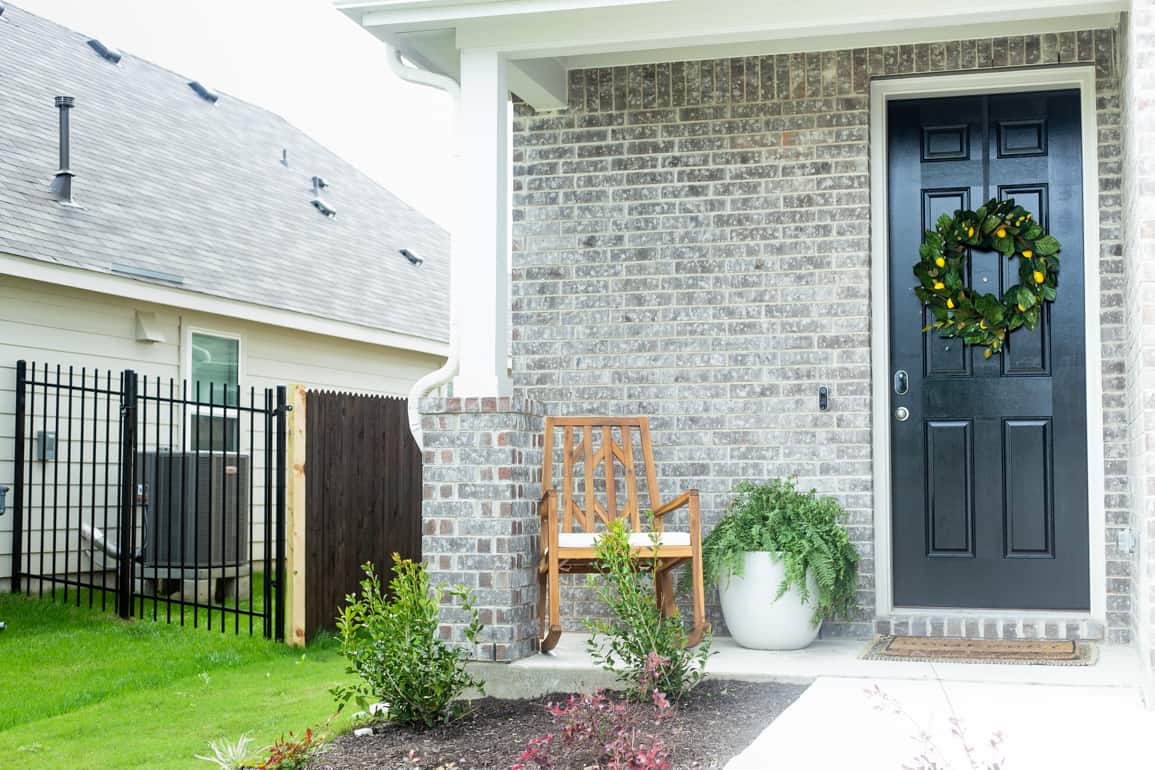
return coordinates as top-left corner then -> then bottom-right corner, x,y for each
556,531 -> 691,549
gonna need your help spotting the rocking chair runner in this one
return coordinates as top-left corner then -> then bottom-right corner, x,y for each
537,416 -> 708,653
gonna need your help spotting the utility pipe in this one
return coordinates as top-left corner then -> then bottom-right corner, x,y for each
387,44 -> 462,448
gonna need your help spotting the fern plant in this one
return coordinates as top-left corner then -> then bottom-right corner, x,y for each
694,478 -> 859,624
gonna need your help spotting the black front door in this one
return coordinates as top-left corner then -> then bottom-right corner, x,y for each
888,91 -> 1089,610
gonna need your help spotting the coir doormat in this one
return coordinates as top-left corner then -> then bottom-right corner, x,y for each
862,635 -> 1097,666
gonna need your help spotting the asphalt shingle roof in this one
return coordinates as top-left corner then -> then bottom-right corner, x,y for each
0,4 -> 450,344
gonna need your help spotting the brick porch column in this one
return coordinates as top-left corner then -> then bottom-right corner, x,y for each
420,396 -> 544,662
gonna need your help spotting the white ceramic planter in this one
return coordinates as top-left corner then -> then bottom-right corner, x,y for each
717,551 -> 821,650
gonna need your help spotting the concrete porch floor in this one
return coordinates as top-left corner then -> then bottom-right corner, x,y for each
505,633 -> 1147,691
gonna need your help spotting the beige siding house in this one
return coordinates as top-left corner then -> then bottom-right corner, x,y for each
0,8 -> 448,588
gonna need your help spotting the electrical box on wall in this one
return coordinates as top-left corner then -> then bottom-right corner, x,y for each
0,485 -> 8,515
36,431 -> 56,461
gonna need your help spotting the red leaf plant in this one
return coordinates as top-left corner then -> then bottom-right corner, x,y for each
512,687 -> 674,770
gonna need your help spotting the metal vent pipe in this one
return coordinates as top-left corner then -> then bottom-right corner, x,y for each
51,96 -> 75,204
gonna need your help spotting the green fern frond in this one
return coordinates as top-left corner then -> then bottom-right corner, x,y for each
689,478 -> 860,624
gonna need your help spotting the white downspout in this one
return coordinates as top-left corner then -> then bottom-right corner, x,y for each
387,45 -> 461,448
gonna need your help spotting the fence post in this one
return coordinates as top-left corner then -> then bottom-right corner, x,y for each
274,385 -> 288,642
283,384 -> 308,646
116,370 -> 138,619
11,361 -> 27,593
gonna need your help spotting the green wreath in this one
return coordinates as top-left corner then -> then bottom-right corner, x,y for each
913,198 -> 1061,359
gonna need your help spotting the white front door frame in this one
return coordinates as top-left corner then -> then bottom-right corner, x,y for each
868,65 -> 1105,624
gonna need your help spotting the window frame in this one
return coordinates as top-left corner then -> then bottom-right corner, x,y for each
182,325 -> 244,453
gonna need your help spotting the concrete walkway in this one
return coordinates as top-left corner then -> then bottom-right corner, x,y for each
727,676 -> 1155,769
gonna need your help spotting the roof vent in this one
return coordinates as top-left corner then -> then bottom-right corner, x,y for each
87,39 -> 122,64
310,176 -> 335,218
188,81 -> 219,104
50,96 -> 76,205
0,4 -> 6,16
280,148 -> 289,167
400,249 -> 423,266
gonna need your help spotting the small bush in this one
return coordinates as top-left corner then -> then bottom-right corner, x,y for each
257,725 -> 322,770
195,734 -> 255,769
584,519 -> 710,700
332,556 -> 484,727
512,688 -> 673,770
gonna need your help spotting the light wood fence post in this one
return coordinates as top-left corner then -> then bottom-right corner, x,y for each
284,384 -> 308,646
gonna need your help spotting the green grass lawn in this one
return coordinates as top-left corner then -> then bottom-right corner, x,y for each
0,593 -> 352,769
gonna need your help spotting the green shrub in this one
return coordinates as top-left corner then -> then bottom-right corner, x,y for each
584,519 -> 710,700
332,556 -> 484,727
696,478 -> 859,624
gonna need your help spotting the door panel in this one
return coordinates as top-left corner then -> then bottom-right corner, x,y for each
1002,418 -> 1053,557
888,90 -> 1089,610
925,420 -> 974,556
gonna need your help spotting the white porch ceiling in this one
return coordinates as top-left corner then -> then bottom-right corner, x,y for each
336,0 -> 1124,108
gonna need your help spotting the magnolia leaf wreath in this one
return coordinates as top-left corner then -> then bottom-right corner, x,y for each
913,198 -> 1060,359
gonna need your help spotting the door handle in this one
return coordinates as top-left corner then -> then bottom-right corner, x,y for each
894,406 -> 910,422
894,369 -> 909,396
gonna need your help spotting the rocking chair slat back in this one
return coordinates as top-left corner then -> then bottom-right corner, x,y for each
543,416 -> 660,534
620,425 -> 640,531
603,425 -> 617,530
582,425 -> 597,530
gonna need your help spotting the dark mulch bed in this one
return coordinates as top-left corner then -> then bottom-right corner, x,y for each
310,679 -> 808,770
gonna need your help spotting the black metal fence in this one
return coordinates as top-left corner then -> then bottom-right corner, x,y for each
11,360 -> 286,639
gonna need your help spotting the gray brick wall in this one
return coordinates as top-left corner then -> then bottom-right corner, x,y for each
1122,3 -> 1155,693
511,32 -> 1128,641
419,397 -> 544,661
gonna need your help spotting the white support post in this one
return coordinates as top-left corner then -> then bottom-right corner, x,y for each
454,48 -> 512,397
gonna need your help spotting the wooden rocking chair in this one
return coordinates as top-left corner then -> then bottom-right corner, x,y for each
537,416 -> 708,653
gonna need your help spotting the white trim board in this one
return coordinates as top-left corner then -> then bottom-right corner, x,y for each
868,66 -> 1106,625
0,252 -> 450,358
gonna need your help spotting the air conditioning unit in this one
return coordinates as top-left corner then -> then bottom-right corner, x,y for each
136,452 -> 251,571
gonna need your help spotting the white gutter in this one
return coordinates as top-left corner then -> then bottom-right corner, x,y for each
388,44 -> 462,447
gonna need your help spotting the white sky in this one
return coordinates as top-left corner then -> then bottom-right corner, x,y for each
16,0 -> 456,228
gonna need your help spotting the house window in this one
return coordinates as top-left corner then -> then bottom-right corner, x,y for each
188,331 -> 240,452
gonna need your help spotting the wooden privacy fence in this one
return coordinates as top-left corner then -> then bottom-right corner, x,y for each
283,386 -> 423,644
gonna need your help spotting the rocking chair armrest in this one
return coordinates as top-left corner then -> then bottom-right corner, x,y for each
652,489 -> 697,518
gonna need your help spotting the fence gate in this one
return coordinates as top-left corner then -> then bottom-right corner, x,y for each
303,389 -> 421,638
11,360 -> 286,639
